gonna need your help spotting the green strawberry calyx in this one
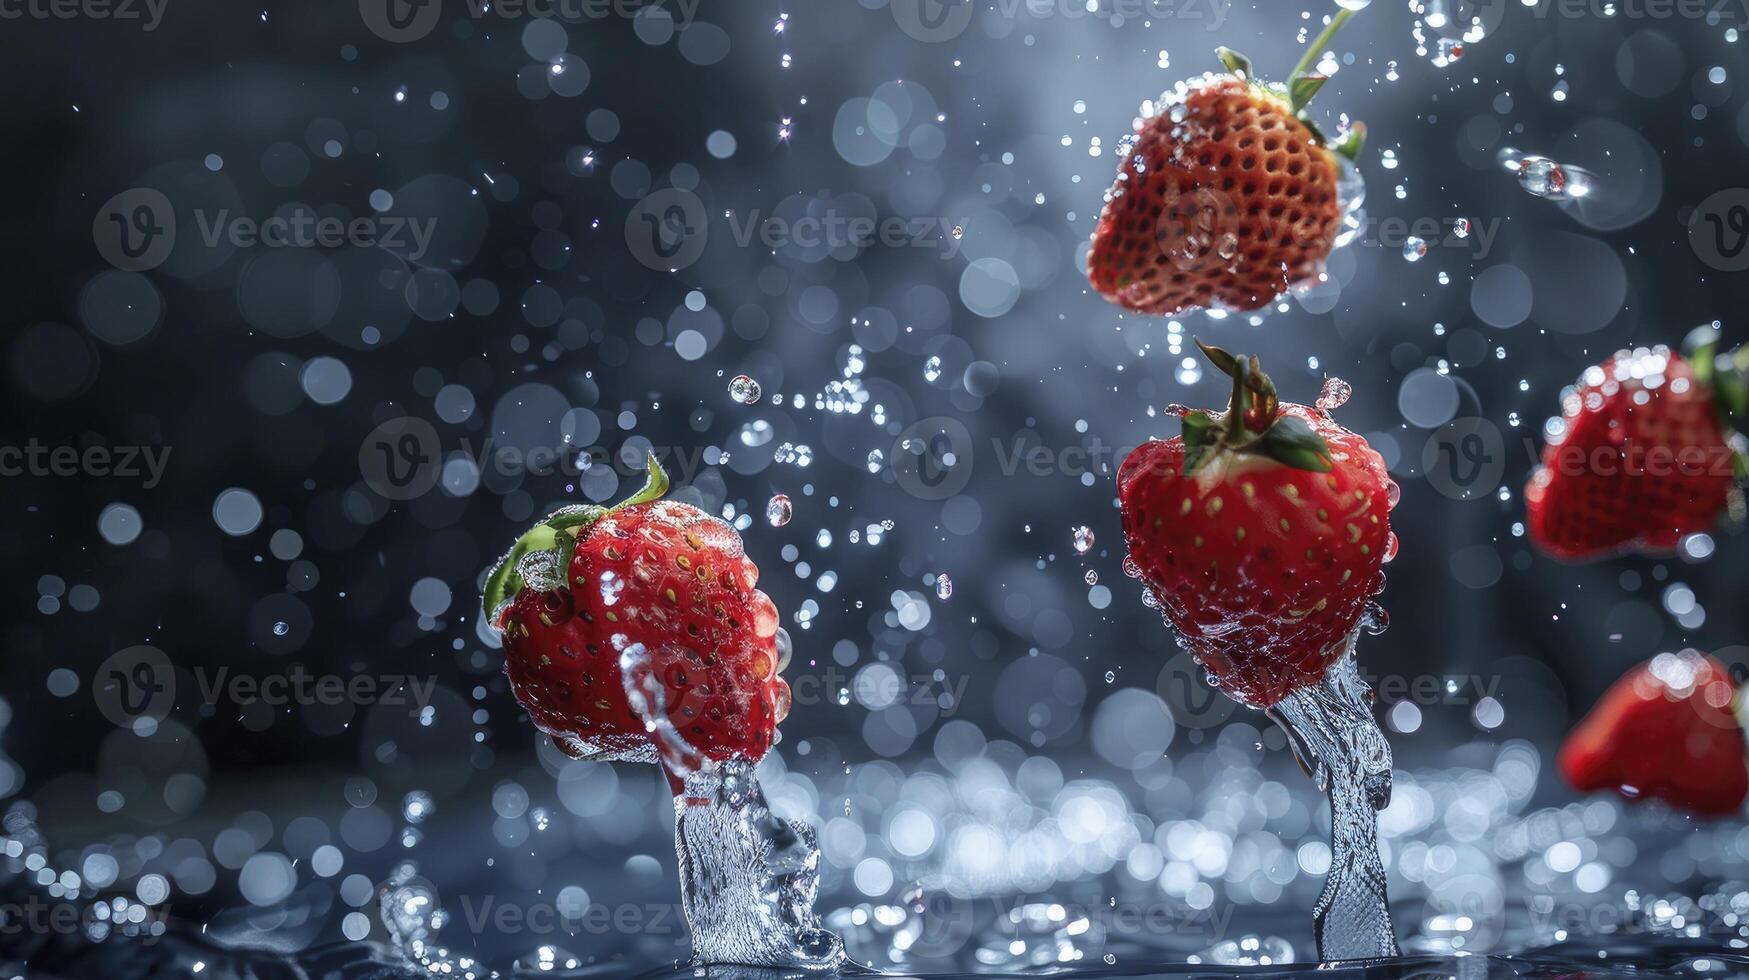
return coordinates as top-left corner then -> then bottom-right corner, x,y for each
481,453 -> 671,624
1684,323 -> 1749,485
1181,340 -> 1336,477
1215,5 -> 1367,163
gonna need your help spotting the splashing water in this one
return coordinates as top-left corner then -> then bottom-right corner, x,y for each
619,644 -> 846,970
1332,156 -> 1367,250
1267,637 -> 1400,961
1316,377 -> 1353,412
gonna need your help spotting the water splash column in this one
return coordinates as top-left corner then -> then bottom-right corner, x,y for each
622,646 -> 846,971
1268,633 -> 1401,961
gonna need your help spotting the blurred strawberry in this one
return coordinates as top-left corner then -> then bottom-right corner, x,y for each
485,457 -> 790,770
1560,651 -> 1747,817
1118,342 -> 1395,707
1525,334 -> 1746,562
1087,38 -> 1366,317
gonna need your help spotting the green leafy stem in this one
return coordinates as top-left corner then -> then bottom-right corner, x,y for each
1181,341 -> 1336,477
480,453 -> 671,620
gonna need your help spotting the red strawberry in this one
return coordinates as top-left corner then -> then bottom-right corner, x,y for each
1525,340 -> 1744,562
1087,41 -> 1366,317
1559,651 -> 1747,817
485,457 -> 790,770
1118,343 -> 1394,707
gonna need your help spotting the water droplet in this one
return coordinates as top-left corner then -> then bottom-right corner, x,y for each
935,574 -> 953,600
1072,525 -> 1095,554
728,374 -> 762,405
1316,377 -> 1353,411
1402,236 -> 1428,262
599,570 -> 624,606
1382,533 -> 1399,564
1361,601 -> 1390,635
1084,569 -> 1099,585
1104,670 -> 1116,683
865,449 -> 884,474
766,494 -> 792,527
1517,155 -> 1567,197
1452,217 -> 1472,239
923,355 -> 942,383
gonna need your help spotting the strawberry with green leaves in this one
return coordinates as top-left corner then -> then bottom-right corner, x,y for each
1525,328 -> 1747,562
1087,12 -> 1368,316
1119,343 -> 1395,707
484,457 -> 790,772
